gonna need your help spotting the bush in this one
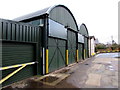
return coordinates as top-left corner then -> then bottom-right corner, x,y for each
96,44 -> 107,50
111,44 -> 120,50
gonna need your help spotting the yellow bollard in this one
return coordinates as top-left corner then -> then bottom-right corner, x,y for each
66,50 -> 68,65
84,49 -> 86,59
76,49 -> 79,62
46,49 -> 49,74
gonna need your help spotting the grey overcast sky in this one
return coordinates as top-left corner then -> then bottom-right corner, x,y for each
0,0 -> 119,44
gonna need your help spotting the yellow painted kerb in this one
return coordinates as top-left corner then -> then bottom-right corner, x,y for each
66,50 -> 68,65
46,49 -> 49,74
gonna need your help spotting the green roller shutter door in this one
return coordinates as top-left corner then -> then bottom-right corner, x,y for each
68,30 -> 76,64
2,42 -> 37,87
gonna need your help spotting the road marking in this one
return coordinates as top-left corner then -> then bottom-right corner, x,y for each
85,73 -> 101,86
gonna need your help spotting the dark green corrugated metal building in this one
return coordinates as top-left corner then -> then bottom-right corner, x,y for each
0,19 -> 41,87
14,4 -> 79,73
0,5 -> 90,87
79,23 -> 89,59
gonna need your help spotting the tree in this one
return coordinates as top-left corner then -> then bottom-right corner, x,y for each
95,43 -> 107,51
111,43 -> 118,50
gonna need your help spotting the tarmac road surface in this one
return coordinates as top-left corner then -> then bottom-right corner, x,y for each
66,53 -> 119,88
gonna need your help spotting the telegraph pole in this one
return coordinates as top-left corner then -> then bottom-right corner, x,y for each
111,36 -> 113,45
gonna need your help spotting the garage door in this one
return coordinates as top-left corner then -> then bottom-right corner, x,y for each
48,37 -> 66,72
68,30 -> 76,64
78,43 -> 84,60
1,42 -> 37,87
84,37 -> 89,58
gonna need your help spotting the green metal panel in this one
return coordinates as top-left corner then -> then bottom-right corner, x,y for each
49,6 -> 78,31
84,37 -> 89,58
3,22 -> 7,40
48,37 -> 66,72
11,24 -> 16,40
0,19 -> 42,87
68,30 -> 76,64
14,5 -> 78,32
48,38 -> 57,72
2,42 -> 37,87
79,24 -> 89,59
15,24 -> 19,41
79,24 -> 89,37
28,26 -> 31,42
13,5 -> 78,31
0,19 -> 2,39
19,25 -> 23,41
78,43 -> 84,60
57,39 -> 66,68
2,43 -> 35,66
48,46 -> 57,72
0,19 -> 40,43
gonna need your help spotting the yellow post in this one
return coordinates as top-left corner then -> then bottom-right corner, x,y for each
84,49 -> 86,59
66,50 -> 68,65
76,49 -> 79,62
46,49 -> 49,74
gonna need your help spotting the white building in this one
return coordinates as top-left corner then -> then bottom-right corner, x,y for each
89,36 -> 96,56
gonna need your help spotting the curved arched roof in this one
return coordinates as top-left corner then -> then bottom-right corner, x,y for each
79,23 -> 89,37
14,4 -> 78,31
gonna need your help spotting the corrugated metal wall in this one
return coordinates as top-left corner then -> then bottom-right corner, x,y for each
49,6 -> 79,65
68,30 -> 76,64
49,6 -> 78,65
2,42 -> 36,86
0,5 -> 91,87
48,19 -> 66,72
13,5 -> 79,73
0,19 -> 42,87
79,24 -> 88,37
0,19 -> 40,42
84,37 -> 89,58
78,43 -> 84,60
48,37 -> 66,72
79,24 -> 89,59
49,6 -> 78,31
